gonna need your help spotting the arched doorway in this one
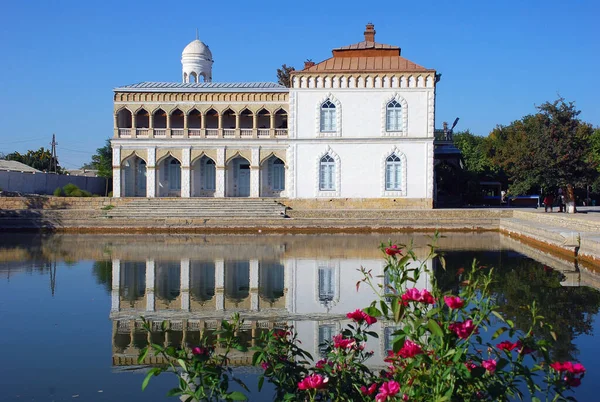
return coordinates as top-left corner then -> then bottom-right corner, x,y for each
224,261 -> 250,303
226,156 -> 251,197
259,261 -> 285,307
191,155 -> 216,197
121,155 -> 146,197
156,155 -> 181,197
260,155 -> 285,197
190,261 -> 215,305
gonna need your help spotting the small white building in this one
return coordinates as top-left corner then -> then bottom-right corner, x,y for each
112,24 -> 438,208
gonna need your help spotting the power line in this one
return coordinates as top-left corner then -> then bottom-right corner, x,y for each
57,147 -> 95,154
0,136 -> 47,145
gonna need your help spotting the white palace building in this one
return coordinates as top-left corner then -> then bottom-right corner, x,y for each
112,24 -> 439,208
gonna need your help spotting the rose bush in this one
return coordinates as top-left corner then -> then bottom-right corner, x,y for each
139,234 -> 585,401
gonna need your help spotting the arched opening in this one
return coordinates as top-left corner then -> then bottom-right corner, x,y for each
226,155 -> 251,197
156,155 -> 181,197
190,261 -> 215,305
257,108 -> 270,128
116,108 -> 132,128
222,108 -> 236,129
135,108 -> 149,128
121,155 -> 146,197
259,261 -> 285,307
224,261 -> 250,303
274,109 -> 288,129
153,108 -> 167,128
385,153 -> 402,191
205,108 -> 218,129
155,261 -> 180,310
260,155 -> 285,197
119,261 -> 146,308
386,99 -> 402,131
319,154 -> 336,191
320,100 -> 336,132
239,108 -> 253,128
170,108 -> 184,129
191,155 -> 216,197
199,73 -> 206,83
188,109 -> 201,129
189,72 -> 197,83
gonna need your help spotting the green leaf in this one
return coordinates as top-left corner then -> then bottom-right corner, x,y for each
137,347 -> 149,364
227,391 -> 248,400
166,387 -> 182,397
427,319 -> 444,339
258,375 -> 265,391
379,300 -> 389,316
177,359 -> 187,371
491,310 -> 506,322
491,326 -> 507,340
364,306 -> 382,318
141,368 -> 160,391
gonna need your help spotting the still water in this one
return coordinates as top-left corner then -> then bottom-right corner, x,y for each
0,232 -> 599,401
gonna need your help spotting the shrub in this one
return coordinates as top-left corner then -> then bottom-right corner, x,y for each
53,187 -> 63,197
108,191 -> 113,197
139,234 -> 586,401
62,183 -> 79,196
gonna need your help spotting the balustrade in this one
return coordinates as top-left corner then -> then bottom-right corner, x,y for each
275,129 -> 288,138
136,128 -> 149,138
154,129 -> 167,137
172,129 -> 184,137
257,129 -> 270,138
189,129 -> 202,137
240,129 -> 253,138
118,128 -> 131,138
205,129 -> 218,138
223,129 -> 235,138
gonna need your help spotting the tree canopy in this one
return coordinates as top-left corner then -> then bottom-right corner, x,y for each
276,64 -> 295,87
82,139 -> 112,179
5,147 -> 65,173
485,98 -> 596,195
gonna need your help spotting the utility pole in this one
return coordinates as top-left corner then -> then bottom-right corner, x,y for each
50,133 -> 58,173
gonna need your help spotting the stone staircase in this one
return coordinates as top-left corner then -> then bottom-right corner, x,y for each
106,198 -> 287,219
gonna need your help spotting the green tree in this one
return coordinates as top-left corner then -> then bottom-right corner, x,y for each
83,139 -> 112,195
453,130 -> 497,176
485,98 -> 595,195
5,147 -> 65,173
276,64 -> 295,87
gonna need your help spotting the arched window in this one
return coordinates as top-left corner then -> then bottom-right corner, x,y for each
386,100 -> 402,131
320,100 -> 336,132
270,158 -> 285,191
204,159 -> 216,190
168,159 -> 181,190
319,155 -> 335,191
136,159 -> 147,194
385,154 -> 402,191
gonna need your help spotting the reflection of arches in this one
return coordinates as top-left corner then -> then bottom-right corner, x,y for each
155,262 -> 181,303
259,261 -> 285,304
224,261 -> 250,302
191,155 -> 216,197
121,155 -> 146,197
190,261 -> 215,303
120,261 -> 146,307
226,156 -> 251,197
260,155 -> 285,197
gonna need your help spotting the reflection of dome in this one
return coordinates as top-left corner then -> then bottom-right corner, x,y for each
182,39 -> 212,60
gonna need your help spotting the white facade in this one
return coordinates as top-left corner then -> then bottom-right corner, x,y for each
112,24 -> 438,206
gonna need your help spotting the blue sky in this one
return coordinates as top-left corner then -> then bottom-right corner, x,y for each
0,0 -> 598,168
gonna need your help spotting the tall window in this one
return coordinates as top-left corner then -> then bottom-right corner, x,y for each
386,100 -> 402,131
385,154 -> 402,191
203,159 -> 216,190
319,155 -> 336,191
318,324 -> 336,357
320,100 -> 336,132
270,159 -> 285,191
318,266 -> 335,302
168,159 -> 181,190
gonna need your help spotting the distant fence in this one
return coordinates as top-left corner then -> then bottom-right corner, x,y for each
0,171 -> 107,195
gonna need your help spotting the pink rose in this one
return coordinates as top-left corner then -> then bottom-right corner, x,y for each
482,359 -> 497,373
298,374 -> 328,390
385,245 -> 402,256
398,340 -> 423,358
346,309 -> 377,325
360,383 -> 378,395
376,380 -> 401,402
401,288 -> 435,305
444,295 -> 464,309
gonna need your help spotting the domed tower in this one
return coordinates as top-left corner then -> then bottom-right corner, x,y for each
181,34 -> 213,83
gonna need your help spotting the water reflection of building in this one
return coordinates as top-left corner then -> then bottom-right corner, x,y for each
110,256 -> 432,367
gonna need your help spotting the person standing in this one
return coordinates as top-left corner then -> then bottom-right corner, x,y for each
543,193 -> 554,212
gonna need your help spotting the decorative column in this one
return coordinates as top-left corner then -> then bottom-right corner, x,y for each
215,148 -> 226,197
146,260 -> 156,312
132,113 -> 137,137
183,112 -> 189,138
250,148 -> 260,197
148,111 -> 154,138
180,259 -> 190,311
217,113 -> 223,138
147,147 -> 156,198
235,113 -> 241,138
270,113 -> 275,138
112,146 -> 121,198
249,259 -> 259,311
166,112 -> 172,138
215,259 -> 225,310
111,259 -> 120,312
252,113 -> 258,138
200,112 -> 206,138
113,114 -> 119,138
181,147 -> 191,198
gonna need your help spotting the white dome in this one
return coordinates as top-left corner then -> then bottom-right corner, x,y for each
182,39 -> 212,60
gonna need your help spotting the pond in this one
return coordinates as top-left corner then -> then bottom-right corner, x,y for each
0,232 -> 599,401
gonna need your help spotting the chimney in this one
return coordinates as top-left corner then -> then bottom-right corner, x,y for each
304,60 -> 315,69
364,23 -> 375,42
